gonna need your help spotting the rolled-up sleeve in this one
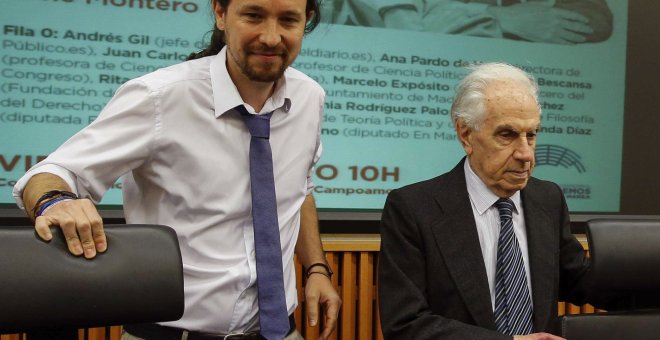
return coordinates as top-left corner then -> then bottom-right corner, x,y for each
12,79 -> 158,209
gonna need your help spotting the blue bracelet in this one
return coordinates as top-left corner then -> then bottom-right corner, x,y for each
36,196 -> 72,217
32,190 -> 78,217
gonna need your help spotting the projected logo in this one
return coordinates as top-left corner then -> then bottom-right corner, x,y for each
534,144 -> 586,173
560,185 -> 591,199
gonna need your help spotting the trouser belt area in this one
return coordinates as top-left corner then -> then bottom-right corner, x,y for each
124,315 -> 296,340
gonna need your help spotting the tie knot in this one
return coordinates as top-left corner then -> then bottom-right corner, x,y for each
495,198 -> 514,216
237,105 -> 272,139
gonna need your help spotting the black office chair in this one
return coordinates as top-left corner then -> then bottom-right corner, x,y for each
560,219 -> 660,340
0,224 -> 185,336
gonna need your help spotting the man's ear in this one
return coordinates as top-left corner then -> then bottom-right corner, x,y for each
213,0 -> 226,31
456,119 -> 473,156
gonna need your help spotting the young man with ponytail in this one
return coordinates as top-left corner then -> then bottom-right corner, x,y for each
13,1 -> 340,339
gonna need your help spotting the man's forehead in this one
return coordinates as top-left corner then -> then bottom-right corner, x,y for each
481,80 -> 540,127
485,79 -> 534,102
493,119 -> 540,131
484,80 -> 536,110
231,0 -> 306,12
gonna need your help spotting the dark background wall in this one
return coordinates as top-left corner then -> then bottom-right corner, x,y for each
620,0 -> 660,215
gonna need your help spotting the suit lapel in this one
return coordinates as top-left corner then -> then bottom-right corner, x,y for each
521,185 -> 556,331
429,161 -> 497,329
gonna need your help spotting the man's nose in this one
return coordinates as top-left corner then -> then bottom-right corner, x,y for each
259,20 -> 282,47
514,139 -> 535,162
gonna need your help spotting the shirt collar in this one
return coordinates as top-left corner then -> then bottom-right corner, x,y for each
464,159 -> 521,216
210,46 -> 292,117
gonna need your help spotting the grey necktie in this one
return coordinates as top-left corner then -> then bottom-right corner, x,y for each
237,105 -> 289,340
494,198 -> 535,335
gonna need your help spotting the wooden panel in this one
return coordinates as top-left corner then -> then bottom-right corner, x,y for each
110,326 -> 122,340
374,300 -> 384,340
374,254 -> 384,340
558,301 -> 566,316
341,253 -> 356,340
322,234 -> 381,252
87,326 -> 106,340
358,252 -> 373,340
566,303 -> 582,315
0,334 -> 21,340
582,304 -> 595,313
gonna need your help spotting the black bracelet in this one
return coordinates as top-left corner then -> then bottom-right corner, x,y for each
305,262 -> 333,279
32,190 -> 78,217
307,271 -> 331,279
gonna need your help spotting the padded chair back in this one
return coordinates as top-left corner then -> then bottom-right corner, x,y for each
561,219 -> 660,339
0,224 -> 184,334
586,218 -> 660,309
561,310 -> 660,340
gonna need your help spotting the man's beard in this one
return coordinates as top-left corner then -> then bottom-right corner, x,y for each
237,46 -> 289,82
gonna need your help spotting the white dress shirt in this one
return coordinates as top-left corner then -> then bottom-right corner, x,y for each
463,160 -> 532,311
13,47 -> 324,333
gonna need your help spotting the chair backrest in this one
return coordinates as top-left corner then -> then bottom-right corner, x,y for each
0,224 -> 184,334
560,219 -> 660,339
586,218 -> 660,308
561,310 -> 660,340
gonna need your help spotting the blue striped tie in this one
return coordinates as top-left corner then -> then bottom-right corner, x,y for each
238,105 -> 289,340
494,198 -> 535,335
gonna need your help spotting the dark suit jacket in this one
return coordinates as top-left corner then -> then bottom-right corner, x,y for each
378,159 -> 591,339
